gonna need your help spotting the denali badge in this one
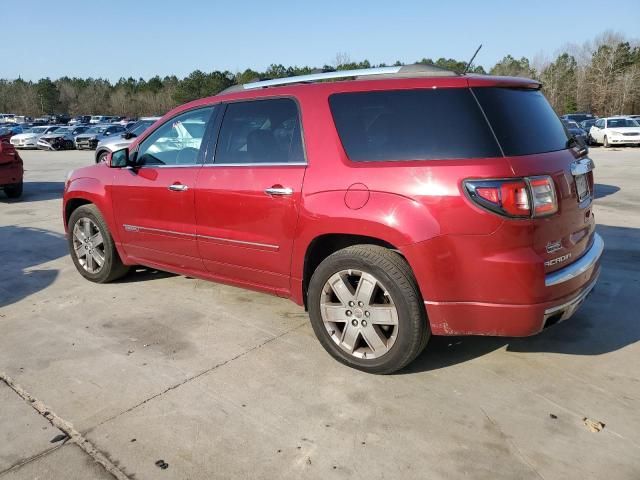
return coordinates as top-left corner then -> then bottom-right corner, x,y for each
546,240 -> 562,254
545,253 -> 572,267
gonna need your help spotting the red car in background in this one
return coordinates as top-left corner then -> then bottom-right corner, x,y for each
62,64 -> 603,373
0,129 -> 23,198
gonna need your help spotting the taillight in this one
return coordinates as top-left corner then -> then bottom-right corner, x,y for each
527,176 -> 558,216
464,176 -> 557,218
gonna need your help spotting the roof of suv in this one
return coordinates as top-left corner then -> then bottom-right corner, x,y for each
219,64 -> 540,96
155,64 -> 542,127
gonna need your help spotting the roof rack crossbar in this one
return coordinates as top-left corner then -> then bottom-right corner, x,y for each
241,66 -> 403,90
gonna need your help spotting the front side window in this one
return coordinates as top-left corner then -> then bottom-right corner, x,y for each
329,89 -> 501,161
137,107 -> 214,166
214,98 -> 304,165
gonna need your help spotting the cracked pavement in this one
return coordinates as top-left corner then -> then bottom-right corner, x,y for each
1,149 -> 639,479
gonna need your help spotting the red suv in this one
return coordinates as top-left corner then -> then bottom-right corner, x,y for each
63,65 -> 603,373
0,131 -> 23,199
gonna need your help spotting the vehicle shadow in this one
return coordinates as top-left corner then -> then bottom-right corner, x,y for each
401,223 -> 640,374
594,184 -> 620,199
1,181 -> 65,203
0,226 -> 67,308
115,267 -> 177,283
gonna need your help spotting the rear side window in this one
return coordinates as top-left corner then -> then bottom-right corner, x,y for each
215,98 -> 305,164
329,89 -> 501,161
473,88 -> 569,156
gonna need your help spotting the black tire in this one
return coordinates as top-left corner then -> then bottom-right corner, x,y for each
4,182 -> 23,199
96,151 -> 108,163
603,135 -> 610,148
307,245 -> 429,374
67,204 -> 130,283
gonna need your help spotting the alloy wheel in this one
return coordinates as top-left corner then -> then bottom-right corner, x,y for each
320,269 -> 399,359
72,217 -> 106,274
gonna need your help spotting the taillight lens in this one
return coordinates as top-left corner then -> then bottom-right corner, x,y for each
464,176 -> 557,218
527,176 -> 558,216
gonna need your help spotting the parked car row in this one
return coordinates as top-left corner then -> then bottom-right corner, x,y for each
5,117 -> 161,153
588,117 -> 640,147
560,113 -> 640,147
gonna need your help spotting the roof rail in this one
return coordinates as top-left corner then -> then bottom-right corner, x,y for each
233,64 -> 458,91
241,66 -> 402,90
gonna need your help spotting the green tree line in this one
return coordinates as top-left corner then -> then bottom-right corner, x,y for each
1,32 -> 638,118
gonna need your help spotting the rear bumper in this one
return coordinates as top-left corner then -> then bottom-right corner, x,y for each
419,233 -> 604,337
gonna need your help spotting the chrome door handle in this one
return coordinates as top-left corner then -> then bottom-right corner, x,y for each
168,184 -> 189,192
265,187 -> 293,196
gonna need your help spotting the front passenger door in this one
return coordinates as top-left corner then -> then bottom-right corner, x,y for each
112,107 -> 216,270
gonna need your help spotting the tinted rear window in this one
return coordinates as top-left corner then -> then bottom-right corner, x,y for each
329,89 -> 501,161
473,88 -> 569,156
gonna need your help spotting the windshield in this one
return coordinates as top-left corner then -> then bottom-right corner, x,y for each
50,127 -> 71,134
565,121 -> 580,129
128,120 -> 156,137
608,118 -> 640,128
86,126 -> 108,134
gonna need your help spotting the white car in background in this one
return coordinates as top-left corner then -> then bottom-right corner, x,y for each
589,117 -> 640,147
10,126 -> 61,149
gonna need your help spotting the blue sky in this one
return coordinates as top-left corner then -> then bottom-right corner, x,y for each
2,0 -> 638,81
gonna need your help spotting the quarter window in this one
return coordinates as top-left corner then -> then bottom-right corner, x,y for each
214,98 -> 304,165
473,88 -> 570,156
137,107 -> 214,166
329,89 -> 502,161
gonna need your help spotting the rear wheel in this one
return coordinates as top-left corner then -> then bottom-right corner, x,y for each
68,204 -> 129,283
4,182 -> 23,199
308,245 -> 429,374
603,135 -> 610,148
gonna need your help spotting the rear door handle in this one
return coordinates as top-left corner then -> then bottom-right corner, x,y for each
265,186 -> 293,196
168,184 -> 189,192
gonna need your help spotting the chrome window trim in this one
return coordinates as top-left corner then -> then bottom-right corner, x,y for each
201,162 -> 307,168
125,164 -> 202,169
545,233 -> 604,287
122,224 -> 279,250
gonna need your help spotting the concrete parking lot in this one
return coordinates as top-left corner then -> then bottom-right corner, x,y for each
1,147 -> 639,479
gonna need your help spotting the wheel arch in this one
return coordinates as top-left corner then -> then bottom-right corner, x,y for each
94,147 -> 111,163
301,233 -> 400,309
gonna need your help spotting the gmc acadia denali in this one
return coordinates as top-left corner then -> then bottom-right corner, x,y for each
63,64 -> 603,373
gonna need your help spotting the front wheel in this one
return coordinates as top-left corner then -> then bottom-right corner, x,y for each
68,204 -> 130,283
603,135 -> 610,148
4,182 -> 23,199
308,245 -> 429,374
96,151 -> 108,163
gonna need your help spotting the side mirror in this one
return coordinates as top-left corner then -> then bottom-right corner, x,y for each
109,148 -> 129,168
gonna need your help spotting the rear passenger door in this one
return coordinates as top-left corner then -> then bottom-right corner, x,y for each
194,98 -> 306,294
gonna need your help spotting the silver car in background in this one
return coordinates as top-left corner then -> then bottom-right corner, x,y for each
10,126 -> 61,149
94,117 -> 160,162
75,124 -> 126,150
